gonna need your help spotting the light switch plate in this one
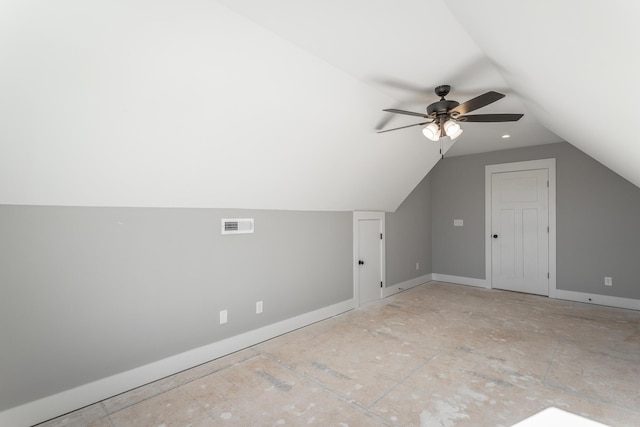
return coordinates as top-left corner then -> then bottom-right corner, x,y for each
454,219 -> 464,227
219,310 -> 228,324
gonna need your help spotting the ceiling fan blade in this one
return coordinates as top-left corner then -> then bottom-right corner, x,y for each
450,91 -> 505,116
459,114 -> 524,122
383,108 -> 429,118
377,121 -> 431,133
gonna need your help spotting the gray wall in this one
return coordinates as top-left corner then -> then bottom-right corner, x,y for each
431,142 -> 640,299
431,154 -> 486,279
386,172 -> 432,286
0,206 -> 352,411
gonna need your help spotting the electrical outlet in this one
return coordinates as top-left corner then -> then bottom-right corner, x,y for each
416,262 -> 420,271
219,309 -> 228,324
256,301 -> 263,314
604,277 -> 612,287
454,219 -> 463,227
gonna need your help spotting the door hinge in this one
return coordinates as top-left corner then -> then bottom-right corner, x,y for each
547,226 -> 549,233
380,281 -> 383,288
547,272 -> 550,279
547,180 -> 549,187
380,233 -> 383,240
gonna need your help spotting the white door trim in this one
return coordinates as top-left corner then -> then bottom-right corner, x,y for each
353,211 -> 385,308
485,159 -> 556,295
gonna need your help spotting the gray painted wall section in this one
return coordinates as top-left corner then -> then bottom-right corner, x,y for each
0,206 -> 352,411
431,154 -> 486,279
386,172 -> 432,286
431,142 -> 640,299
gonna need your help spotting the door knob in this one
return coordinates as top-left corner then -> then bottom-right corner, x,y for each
358,260 -> 364,265
493,234 -> 498,239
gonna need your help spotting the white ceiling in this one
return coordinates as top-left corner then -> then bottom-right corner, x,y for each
0,0 -> 637,212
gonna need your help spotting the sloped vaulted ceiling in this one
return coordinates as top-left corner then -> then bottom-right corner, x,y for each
447,0 -> 640,189
0,0 -> 442,212
1,1 -> 636,212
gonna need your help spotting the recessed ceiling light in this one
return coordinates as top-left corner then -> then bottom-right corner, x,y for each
501,134 -> 511,139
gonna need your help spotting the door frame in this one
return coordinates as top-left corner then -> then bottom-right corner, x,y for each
485,159 -> 556,296
353,211 -> 385,308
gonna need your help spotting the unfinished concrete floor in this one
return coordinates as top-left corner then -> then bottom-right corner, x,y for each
38,282 -> 640,426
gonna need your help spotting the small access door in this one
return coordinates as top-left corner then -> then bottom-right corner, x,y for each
353,212 -> 385,306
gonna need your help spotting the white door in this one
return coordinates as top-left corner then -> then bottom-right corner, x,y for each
491,169 -> 549,295
354,212 -> 384,306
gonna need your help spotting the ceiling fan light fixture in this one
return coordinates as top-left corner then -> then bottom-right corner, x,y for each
450,128 -> 463,140
378,86 -> 523,141
422,123 -> 440,141
443,120 -> 462,139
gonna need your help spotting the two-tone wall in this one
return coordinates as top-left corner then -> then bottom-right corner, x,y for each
3,141 -> 640,426
385,171 -> 433,291
1,176 -> 434,426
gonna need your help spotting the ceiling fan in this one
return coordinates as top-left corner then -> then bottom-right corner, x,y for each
378,85 -> 523,142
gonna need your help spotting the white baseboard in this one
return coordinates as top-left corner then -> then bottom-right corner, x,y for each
383,273 -> 433,297
0,299 -> 354,427
550,289 -> 640,311
430,275 -> 640,312
431,273 -> 489,289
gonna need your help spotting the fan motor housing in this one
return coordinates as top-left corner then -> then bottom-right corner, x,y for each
427,100 -> 459,115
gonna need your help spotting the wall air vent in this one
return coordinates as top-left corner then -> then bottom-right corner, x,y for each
221,218 -> 254,235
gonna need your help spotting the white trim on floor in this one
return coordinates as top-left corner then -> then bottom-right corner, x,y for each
428,274 -> 640,312
383,273 -> 433,297
0,299 -> 354,427
551,289 -> 640,311
431,273 -> 489,289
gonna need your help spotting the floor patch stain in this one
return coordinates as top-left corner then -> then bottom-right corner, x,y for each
459,385 -> 489,402
420,400 -> 470,427
467,371 -> 514,387
312,362 -> 352,380
256,371 -> 292,391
